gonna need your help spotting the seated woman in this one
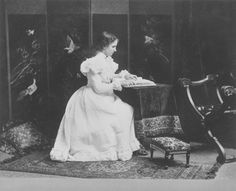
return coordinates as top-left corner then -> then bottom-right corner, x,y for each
50,31 -> 147,162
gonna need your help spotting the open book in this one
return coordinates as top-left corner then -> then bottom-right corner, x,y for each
121,77 -> 156,88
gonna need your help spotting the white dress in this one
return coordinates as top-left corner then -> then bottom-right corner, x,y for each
50,52 -> 140,161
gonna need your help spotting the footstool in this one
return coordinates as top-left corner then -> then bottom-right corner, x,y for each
150,137 -> 190,169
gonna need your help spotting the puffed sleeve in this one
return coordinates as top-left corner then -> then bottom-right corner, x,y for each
80,57 -> 104,76
80,59 -> 90,75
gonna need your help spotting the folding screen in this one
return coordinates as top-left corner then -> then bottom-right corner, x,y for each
8,15 -> 47,121
129,0 -> 173,84
45,0 -> 90,136
2,0 -> 175,131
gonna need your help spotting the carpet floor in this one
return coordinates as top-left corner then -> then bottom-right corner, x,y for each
0,150 -> 220,179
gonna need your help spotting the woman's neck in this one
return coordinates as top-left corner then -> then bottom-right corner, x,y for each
97,51 -> 108,58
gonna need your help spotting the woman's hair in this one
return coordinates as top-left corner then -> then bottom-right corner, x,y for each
93,31 -> 118,51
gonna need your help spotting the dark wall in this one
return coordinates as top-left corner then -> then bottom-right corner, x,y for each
173,0 -> 236,140
174,0 -> 236,81
0,0 -> 9,124
230,1 -> 236,75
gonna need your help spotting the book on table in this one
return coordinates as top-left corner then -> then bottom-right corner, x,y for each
121,77 -> 156,88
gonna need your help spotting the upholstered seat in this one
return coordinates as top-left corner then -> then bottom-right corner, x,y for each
150,137 -> 190,169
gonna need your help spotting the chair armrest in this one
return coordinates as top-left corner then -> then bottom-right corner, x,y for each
179,74 -> 218,88
178,74 -> 221,120
224,109 -> 236,114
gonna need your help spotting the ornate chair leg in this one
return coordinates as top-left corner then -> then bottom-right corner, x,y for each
205,129 -> 226,164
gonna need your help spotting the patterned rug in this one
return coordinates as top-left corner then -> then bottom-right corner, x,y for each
0,150 -> 220,179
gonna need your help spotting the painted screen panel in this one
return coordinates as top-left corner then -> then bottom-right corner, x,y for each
8,15 -> 47,121
130,15 -> 172,84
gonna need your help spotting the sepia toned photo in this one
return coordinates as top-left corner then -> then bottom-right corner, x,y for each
0,0 -> 236,190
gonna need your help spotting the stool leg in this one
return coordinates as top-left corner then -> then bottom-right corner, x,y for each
150,148 -> 154,159
164,153 -> 169,169
186,151 -> 190,168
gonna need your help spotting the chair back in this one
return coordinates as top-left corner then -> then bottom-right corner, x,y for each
175,74 -> 223,141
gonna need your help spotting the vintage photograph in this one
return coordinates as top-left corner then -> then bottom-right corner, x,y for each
0,0 -> 236,189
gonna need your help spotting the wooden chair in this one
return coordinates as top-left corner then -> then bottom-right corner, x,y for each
175,74 -> 236,164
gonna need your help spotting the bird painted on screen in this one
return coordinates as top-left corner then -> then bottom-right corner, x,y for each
144,35 -> 155,45
26,29 -> 35,36
17,78 -> 37,101
64,35 -> 80,54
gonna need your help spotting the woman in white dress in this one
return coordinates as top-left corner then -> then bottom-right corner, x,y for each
50,31 -> 143,162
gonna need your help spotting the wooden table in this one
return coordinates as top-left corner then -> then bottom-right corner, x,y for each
116,83 -> 174,120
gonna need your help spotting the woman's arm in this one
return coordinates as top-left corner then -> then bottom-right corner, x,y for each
89,71 -> 122,94
114,70 -> 137,80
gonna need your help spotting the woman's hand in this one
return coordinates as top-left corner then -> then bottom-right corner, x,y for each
124,74 -> 137,80
118,69 -> 137,80
112,80 -> 122,91
120,79 -> 136,87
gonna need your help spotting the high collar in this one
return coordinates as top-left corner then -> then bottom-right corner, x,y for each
96,52 -> 113,61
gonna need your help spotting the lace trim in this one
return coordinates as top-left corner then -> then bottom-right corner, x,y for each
117,141 -> 140,161
50,141 -> 140,162
50,148 -> 69,162
130,140 -> 140,151
117,149 -> 132,161
68,149 -> 118,161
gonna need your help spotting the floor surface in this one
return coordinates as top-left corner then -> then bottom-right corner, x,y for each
1,142 -> 236,179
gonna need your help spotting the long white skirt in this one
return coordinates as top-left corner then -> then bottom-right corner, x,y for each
50,86 -> 140,161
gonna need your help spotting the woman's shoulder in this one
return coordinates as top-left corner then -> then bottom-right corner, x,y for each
83,53 -> 105,63
80,54 -> 105,74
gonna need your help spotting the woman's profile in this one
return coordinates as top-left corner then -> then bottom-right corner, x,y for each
50,31 -> 145,162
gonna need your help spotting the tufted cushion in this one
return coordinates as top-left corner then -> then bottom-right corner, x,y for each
151,137 -> 190,152
0,121 -> 50,155
0,139 -> 17,155
134,116 -> 184,139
